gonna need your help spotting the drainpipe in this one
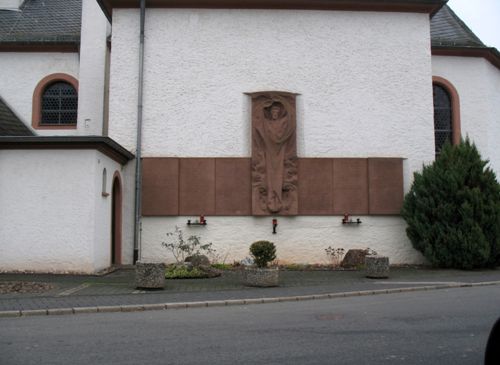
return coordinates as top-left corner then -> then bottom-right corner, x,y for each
133,0 -> 146,263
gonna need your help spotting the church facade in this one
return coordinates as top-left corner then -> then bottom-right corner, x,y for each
1,0 -> 499,273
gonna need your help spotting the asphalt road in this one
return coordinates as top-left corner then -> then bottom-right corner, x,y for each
1,285 -> 499,365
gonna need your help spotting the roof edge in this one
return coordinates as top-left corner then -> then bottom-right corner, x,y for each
96,0 -> 446,23
0,136 -> 135,164
0,42 -> 80,53
432,46 -> 500,71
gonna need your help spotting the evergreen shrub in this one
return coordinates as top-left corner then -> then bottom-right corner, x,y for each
401,139 -> 500,269
249,241 -> 277,268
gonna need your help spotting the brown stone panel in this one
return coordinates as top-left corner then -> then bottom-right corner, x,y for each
298,158 -> 333,215
368,158 -> 404,215
215,158 -> 252,215
333,159 -> 369,215
142,158 -> 179,216
179,158 -> 216,215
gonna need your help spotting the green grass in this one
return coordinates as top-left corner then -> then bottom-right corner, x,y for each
211,263 -> 233,270
165,266 -> 209,279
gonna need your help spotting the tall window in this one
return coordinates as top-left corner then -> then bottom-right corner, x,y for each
432,76 -> 461,159
433,84 -> 452,157
41,82 -> 78,125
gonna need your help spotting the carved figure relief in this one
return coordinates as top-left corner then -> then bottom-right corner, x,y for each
250,92 -> 298,215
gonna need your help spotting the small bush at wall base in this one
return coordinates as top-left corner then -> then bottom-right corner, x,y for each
211,263 -> 232,270
401,138 -> 500,269
165,265 -> 221,279
249,241 -> 277,268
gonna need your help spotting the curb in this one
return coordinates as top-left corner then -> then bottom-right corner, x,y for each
1,280 -> 499,319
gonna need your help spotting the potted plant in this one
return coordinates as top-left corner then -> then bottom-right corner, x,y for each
243,240 -> 279,287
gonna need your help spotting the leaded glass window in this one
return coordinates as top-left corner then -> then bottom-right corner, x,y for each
41,82 -> 78,125
433,84 -> 452,157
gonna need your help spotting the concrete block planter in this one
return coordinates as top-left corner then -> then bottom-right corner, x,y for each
135,261 -> 166,289
365,255 -> 389,278
243,267 -> 279,287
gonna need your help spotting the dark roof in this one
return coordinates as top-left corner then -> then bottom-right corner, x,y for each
0,97 -> 34,136
97,0 -> 447,23
0,136 -> 135,164
431,5 -> 485,48
0,0 -> 81,45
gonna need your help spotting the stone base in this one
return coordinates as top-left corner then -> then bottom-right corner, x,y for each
365,256 -> 389,278
243,267 -> 279,287
135,262 -> 166,289
341,249 -> 368,268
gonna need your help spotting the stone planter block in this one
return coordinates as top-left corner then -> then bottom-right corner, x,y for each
365,255 -> 389,278
135,261 -> 166,289
243,267 -> 279,287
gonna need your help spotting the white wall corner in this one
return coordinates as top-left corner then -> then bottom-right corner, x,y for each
77,0 -> 111,136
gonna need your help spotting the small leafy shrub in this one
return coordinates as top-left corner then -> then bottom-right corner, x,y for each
325,246 -> 345,267
162,226 -> 215,264
165,265 -> 208,279
249,241 -> 277,268
402,139 -> 500,269
211,263 -> 232,270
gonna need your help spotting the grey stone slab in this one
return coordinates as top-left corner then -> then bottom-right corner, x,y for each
0,310 -> 21,318
73,307 -> 98,314
165,303 -> 188,309
142,303 -> 167,311
21,309 -> 48,316
47,308 -> 73,315
121,305 -> 144,312
97,306 -> 121,313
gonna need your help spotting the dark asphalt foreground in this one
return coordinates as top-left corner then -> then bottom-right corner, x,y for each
0,267 -> 499,315
1,285 -> 499,365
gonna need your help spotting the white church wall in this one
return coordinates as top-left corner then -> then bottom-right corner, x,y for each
432,56 -> 500,176
120,161 -> 137,265
140,216 -> 426,265
108,8 -> 436,265
0,149 -> 115,273
77,0 -> 111,136
109,9 -> 435,171
92,152 -> 122,271
0,52 -> 79,135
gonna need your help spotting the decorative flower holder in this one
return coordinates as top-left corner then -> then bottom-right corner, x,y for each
243,267 -> 279,287
365,256 -> 390,279
135,261 -> 166,289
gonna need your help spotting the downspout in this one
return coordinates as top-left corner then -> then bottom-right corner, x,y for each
133,0 -> 146,263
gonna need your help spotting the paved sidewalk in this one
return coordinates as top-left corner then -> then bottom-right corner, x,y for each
1,267 -> 499,316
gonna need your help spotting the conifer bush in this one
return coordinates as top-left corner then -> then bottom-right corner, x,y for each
401,138 -> 500,269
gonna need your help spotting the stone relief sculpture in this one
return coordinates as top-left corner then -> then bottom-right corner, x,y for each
250,92 -> 298,215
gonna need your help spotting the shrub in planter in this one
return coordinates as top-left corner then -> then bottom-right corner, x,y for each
401,138 -> 500,269
244,241 -> 278,287
249,240 -> 277,268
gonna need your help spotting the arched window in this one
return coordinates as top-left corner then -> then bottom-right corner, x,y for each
433,84 -> 452,156
432,76 -> 461,158
32,73 -> 79,129
41,82 -> 78,125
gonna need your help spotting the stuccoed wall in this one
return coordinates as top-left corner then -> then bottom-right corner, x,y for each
108,8 -> 436,264
0,149 -> 120,273
140,216 -> 425,265
432,56 -> 500,176
76,0 -> 111,136
0,53 -> 79,135
109,9 -> 435,171
92,153 -> 123,270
